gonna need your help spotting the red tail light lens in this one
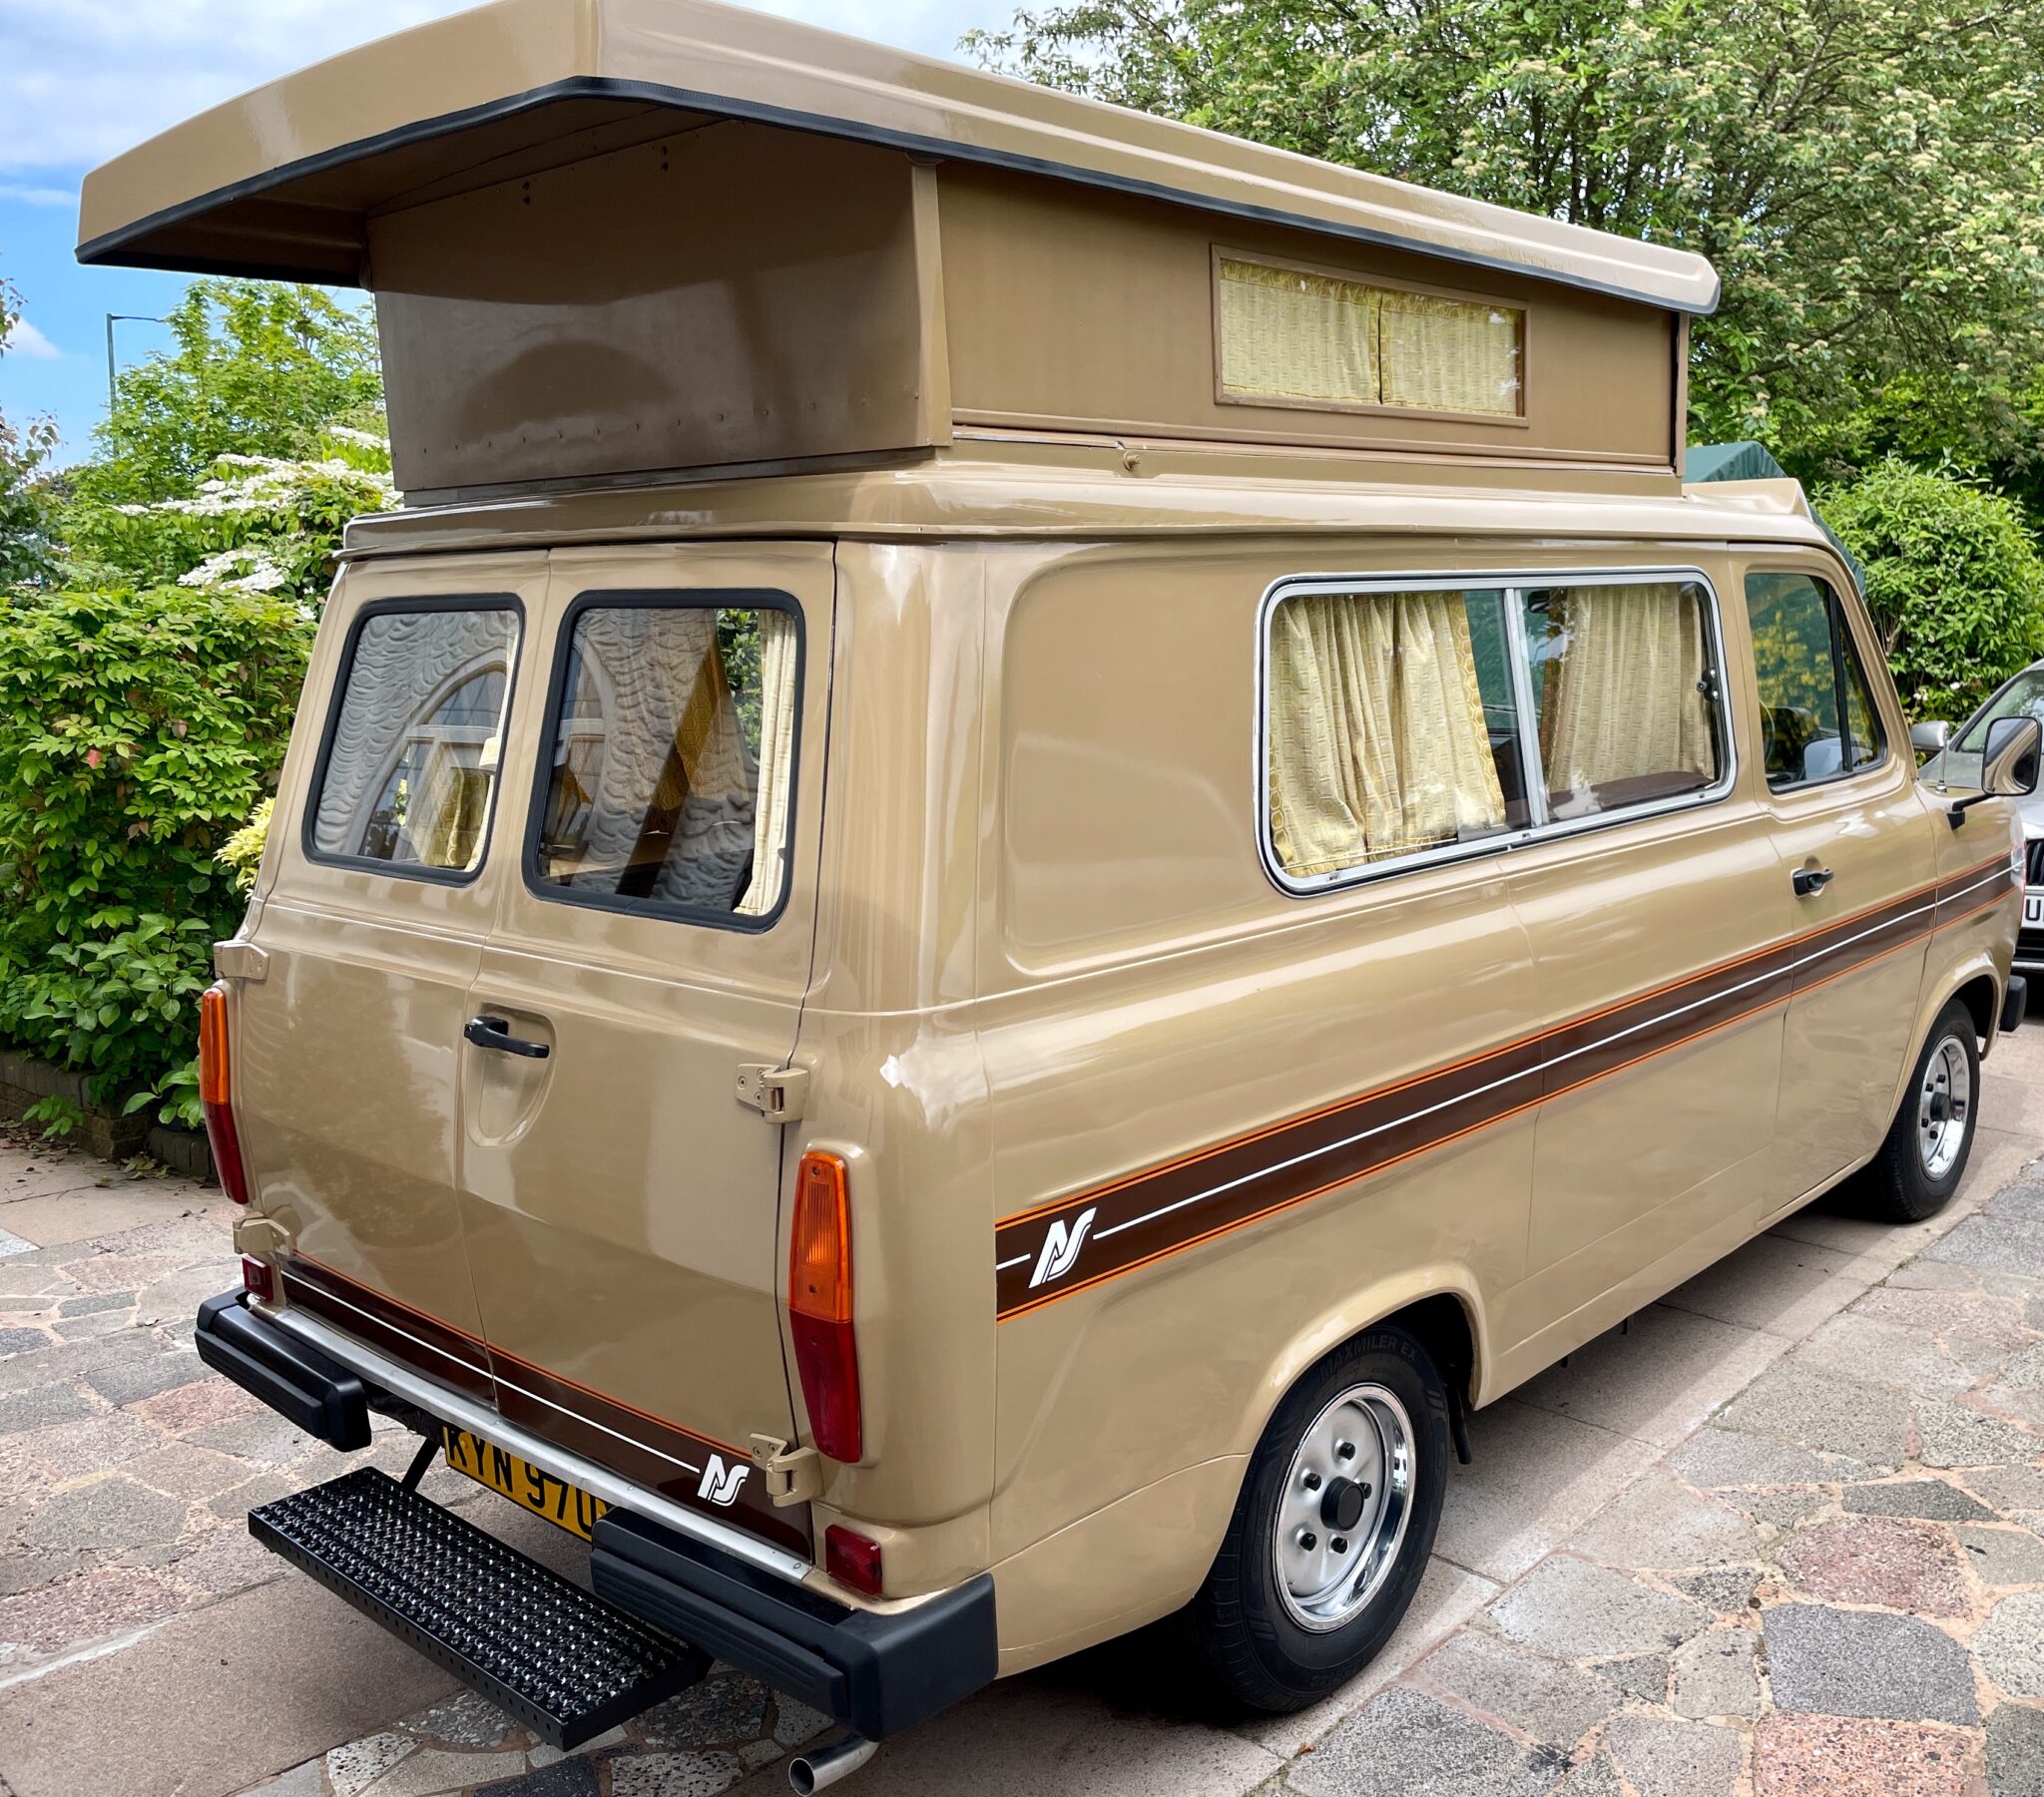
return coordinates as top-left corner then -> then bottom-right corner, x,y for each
788,1151 -> 861,1463
825,1525 -> 882,1596
200,985 -> 252,1206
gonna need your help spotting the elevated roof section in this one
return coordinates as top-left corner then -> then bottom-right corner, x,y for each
77,0 -> 1717,315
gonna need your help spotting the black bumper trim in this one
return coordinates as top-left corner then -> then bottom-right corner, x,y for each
196,1290 -> 371,1451
2003,975 -> 2029,1033
592,1510 -> 997,1739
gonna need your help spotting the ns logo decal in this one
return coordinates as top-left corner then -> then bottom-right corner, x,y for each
1029,1206 -> 1097,1289
697,1454 -> 751,1507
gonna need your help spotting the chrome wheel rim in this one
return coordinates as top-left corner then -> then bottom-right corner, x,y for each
1917,1034 -> 1972,1180
1273,1382 -> 1414,1632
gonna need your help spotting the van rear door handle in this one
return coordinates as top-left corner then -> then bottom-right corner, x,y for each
464,1015 -> 551,1059
1791,866 -> 1834,898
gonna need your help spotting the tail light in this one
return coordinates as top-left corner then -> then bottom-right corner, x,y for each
824,1525 -> 882,1597
788,1150 -> 861,1463
199,984 -> 252,1206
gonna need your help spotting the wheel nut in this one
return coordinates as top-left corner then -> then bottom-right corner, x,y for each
1359,1482 -> 1372,1499
1298,1531 -> 1317,1551
1331,1536 -> 1348,1554
1336,1441 -> 1355,1462
1302,1472 -> 1322,1491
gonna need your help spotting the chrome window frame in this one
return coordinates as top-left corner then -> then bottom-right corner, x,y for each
1254,566 -> 1740,898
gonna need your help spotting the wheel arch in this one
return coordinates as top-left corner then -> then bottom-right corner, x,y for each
1236,1266 -> 1489,1466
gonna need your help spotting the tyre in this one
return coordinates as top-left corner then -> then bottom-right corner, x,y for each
1185,1324 -> 1450,1711
1850,998 -> 1980,1224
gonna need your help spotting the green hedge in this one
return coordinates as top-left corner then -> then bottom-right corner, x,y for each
0,585 -> 313,1121
1816,459 -> 2044,720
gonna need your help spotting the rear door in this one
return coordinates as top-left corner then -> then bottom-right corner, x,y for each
236,554 -> 542,1404
458,544 -> 829,1554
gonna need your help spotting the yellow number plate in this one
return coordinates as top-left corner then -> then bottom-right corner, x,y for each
440,1427 -> 610,1541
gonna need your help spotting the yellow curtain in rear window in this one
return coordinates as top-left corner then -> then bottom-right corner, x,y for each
1268,589 -> 1506,876
1218,256 -> 1523,418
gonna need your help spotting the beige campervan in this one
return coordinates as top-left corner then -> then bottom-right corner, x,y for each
79,0 -> 2037,1778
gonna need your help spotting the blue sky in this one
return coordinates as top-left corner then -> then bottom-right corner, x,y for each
0,0 -> 1006,464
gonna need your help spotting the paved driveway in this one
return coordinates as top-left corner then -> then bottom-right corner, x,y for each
2,1021 -> 2042,1797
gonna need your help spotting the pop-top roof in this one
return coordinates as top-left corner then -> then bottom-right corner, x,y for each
76,0 -> 1719,314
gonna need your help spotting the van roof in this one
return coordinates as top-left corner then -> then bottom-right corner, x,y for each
77,0 -> 1716,316
336,443 -> 1838,558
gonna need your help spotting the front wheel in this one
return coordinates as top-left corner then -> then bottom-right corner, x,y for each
1850,998 -> 1980,1223
1184,1325 -> 1449,1711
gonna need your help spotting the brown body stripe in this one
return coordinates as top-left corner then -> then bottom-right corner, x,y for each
995,853 -> 2017,1321
277,1256 -> 808,1551
281,1256 -> 495,1403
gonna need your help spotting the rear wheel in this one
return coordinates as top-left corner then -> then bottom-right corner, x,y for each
1185,1325 -> 1449,1711
1850,999 -> 1980,1223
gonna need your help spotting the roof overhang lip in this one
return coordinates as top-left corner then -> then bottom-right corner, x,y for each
77,60 -> 1720,316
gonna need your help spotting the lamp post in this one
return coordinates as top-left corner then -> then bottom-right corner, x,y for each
104,313 -> 167,409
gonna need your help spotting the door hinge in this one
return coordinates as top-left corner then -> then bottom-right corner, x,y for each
749,1433 -> 825,1506
736,1064 -> 808,1122
233,1214 -> 289,1258
214,940 -> 269,983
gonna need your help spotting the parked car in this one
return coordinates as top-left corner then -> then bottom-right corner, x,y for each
78,0 -> 2038,1782
1914,661 -> 2044,983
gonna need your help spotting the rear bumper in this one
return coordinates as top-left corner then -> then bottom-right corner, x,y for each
196,1291 -> 370,1450
195,1290 -> 998,1740
593,1511 -> 996,1740
2003,974 -> 2030,1032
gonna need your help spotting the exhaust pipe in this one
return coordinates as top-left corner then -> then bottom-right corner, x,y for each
787,1734 -> 877,1793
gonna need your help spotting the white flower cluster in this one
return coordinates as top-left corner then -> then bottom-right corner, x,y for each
113,454 -> 395,521
178,547 -> 291,594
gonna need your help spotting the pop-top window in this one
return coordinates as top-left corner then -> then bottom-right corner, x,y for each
1217,255 -> 1524,418
532,597 -> 799,923
308,603 -> 520,877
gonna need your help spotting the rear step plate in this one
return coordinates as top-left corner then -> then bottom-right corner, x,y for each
250,1466 -> 708,1748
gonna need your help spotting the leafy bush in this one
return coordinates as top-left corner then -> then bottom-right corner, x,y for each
1,271 -> 59,591
0,584 -> 314,1115
64,430 -> 395,610
71,280 -> 381,509
1815,460 -> 2044,720
219,797 -> 272,893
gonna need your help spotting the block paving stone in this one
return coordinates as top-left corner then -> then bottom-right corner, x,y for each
5,1095 -> 2044,1795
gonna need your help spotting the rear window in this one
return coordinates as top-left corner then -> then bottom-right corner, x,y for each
307,601 -> 520,879
529,594 -> 800,926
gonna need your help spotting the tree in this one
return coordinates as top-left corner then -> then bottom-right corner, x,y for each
1816,459 -> 2044,719
72,277 -> 381,508
0,269 -> 59,588
966,0 -> 2044,469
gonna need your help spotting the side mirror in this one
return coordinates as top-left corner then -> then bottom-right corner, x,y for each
1948,713 -> 2041,827
1982,714 -> 2041,797
1909,719 -> 1951,757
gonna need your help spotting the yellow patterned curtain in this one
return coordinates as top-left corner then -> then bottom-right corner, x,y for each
1538,583 -> 1714,803
1379,291 -> 1522,417
1218,258 -> 1382,406
1268,590 -> 1506,876
738,609 -> 799,916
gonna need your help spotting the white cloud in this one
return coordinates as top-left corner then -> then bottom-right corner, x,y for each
0,316 -> 62,360
0,183 -> 77,208
0,0 -> 1001,177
